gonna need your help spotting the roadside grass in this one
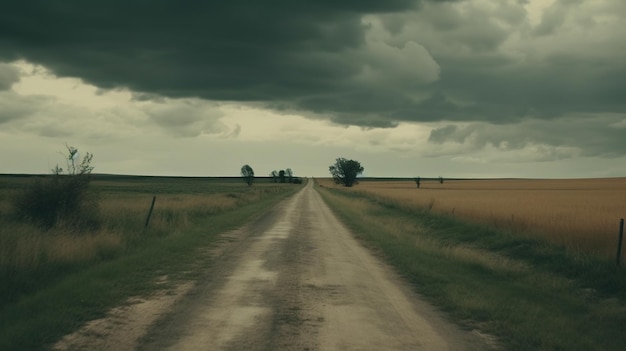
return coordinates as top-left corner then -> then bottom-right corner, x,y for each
317,183 -> 626,351
0,175 -> 303,351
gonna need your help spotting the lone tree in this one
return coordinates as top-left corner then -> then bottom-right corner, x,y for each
414,177 -> 421,188
329,157 -> 364,187
241,164 -> 254,186
278,170 -> 286,183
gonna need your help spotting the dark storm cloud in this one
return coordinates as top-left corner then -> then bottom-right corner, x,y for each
0,0 -> 624,135
0,1 -> 421,94
0,0 -> 447,122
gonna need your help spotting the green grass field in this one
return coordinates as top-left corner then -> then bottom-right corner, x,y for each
316,181 -> 626,351
0,174 -> 303,350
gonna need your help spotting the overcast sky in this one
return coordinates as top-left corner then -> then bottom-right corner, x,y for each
1,0 -> 625,178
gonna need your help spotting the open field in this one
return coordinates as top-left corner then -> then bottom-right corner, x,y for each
318,177 -> 626,258
0,174 -> 303,350
0,175 -> 295,274
316,181 -> 626,350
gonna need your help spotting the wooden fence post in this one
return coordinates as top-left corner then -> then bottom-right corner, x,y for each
617,218 -> 624,267
144,195 -> 156,229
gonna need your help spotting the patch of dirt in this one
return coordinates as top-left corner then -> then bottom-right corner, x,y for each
53,282 -> 194,351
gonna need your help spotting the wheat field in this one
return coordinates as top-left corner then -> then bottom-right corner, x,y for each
319,178 -> 626,258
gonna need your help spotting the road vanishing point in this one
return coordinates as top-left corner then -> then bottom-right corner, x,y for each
55,180 -> 494,351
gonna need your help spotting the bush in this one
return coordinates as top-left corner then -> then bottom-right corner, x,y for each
12,174 -> 99,230
11,147 -> 99,231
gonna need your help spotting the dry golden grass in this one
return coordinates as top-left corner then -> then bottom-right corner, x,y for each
0,186 -> 278,271
322,187 -> 532,274
98,193 -> 240,232
318,178 -> 626,258
45,230 -> 122,263
0,223 -> 122,270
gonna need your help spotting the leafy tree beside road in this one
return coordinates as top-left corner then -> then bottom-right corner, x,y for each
241,164 -> 254,186
329,158 -> 363,187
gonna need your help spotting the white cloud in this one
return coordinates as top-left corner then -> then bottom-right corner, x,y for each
0,90 -> 50,124
357,16 -> 440,86
524,0 -> 558,26
143,99 -> 230,138
0,63 -> 20,90
612,119 -> 626,129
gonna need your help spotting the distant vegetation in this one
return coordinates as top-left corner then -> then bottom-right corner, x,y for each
269,167 -> 302,184
240,164 -> 254,186
414,177 -> 420,188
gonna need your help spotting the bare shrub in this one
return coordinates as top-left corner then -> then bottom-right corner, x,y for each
11,146 -> 99,231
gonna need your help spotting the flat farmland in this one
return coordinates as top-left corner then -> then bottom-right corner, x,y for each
318,178 -> 626,258
317,178 -> 626,350
0,175 -> 297,274
0,175 -> 303,350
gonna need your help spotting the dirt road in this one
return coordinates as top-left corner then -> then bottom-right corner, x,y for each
55,181 -> 494,351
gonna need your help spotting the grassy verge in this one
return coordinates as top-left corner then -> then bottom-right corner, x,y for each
317,184 -> 626,351
0,176 -> 302,350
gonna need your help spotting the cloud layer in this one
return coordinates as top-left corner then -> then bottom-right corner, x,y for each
1,0 -> 625,176
3,1 -> 622,125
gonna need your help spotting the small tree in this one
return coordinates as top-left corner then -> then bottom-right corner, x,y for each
279,170 -> 286,183
329,157 -> 364,187
414,177 -> 421,188
286,168 -> 293,183
241,164 -> 254,186
270,170 -> 279,183
66,145 -> 91,175
439,176 -> 444,184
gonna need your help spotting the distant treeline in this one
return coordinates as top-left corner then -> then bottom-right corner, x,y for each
0,174 -> 290,181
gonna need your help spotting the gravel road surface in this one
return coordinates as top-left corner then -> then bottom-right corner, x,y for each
55,181 -> 494,351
